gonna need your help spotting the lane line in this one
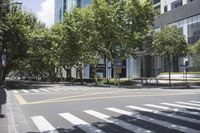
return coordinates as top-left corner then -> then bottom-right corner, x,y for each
59,113 -> 105,133
176,102 -> 200,107
31,89 -> 40,93
106,107 -> 200,133
25,92 -> 196,105
144,104 -> 200,117
15,94 -> 27,105
21,89 -> 29,93
161,103 -> 200,111
126,105 -> 200,124
84,110 -> 153,133
31,116 -> 57,133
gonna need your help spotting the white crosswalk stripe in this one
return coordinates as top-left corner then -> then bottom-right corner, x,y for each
59,113 -> 105,133
190,101 -> 200,104
144,104 -> 200,117
12,90 -> 19,94
144,104 -> 170,110
106,107 -> 200,133
40,89 -> 50,92
176,102 -> 200,107
30,100 -> 200,133
31,116 -> 58,133
84,110 -> 153,133
126,105 -> 200,124
47,88 -> 59,91
31,89 -> 40,93
21,89 -> 29,93
161,103 -> 200,110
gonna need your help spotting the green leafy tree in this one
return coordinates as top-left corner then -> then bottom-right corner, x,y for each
190,39 -> 200,69
152,26 -> 188,87
90,0 -> 155,85
1,3 -> 44,81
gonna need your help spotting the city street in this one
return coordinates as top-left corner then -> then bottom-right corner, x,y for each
5,81 -> 200,133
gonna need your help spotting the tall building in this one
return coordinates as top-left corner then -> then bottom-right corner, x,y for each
54,0 -> 91,23
152,0 -> 200,74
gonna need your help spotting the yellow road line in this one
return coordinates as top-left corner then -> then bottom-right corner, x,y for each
25,90 -> 125,104
25,92 -> 196,105
15,94 -> 28,105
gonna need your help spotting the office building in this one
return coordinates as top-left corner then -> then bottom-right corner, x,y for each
152,0 -> 200,75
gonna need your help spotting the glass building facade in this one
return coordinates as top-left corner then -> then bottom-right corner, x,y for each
54,0 -> 91,23
153,0 -> 200,75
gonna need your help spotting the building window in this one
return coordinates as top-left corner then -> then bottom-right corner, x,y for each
171,0 -> 182,9
77,0 -> 81,7
188,21 -> 200,44
153,0 -> 160,5
164,5 -> 167,12
63,0 -> 66,11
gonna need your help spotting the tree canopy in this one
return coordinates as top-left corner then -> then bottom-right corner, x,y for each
152,26 -> 188,86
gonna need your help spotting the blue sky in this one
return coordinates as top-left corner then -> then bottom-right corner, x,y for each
14,0 -> 54,27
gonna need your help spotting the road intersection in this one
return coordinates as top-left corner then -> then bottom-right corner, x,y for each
5,82 -> 200,133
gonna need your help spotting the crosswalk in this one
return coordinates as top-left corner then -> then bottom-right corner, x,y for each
11,87 -> 113,94
30,100 -> 200,133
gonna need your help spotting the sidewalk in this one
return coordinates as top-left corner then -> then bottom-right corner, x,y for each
0,87 -> 8,133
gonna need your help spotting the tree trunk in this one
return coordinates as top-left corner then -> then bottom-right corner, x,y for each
168,55 -> 172,87
94,64 -> 97,85
78,64 -> 83,85
113,66 -> 117,86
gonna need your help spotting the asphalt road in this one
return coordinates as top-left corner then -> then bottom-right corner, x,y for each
6,81 -> 200,133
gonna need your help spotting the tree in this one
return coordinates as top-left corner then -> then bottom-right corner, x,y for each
90,0 -> 155,85
152,26 -> 188,87
1,3 -> 44,81
190,39 -> 200,69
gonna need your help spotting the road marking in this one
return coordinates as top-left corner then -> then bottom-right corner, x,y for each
144,104 -> 200,117
190,101 -> 200,104
126,105 -> 200,124
31,116 -> 57,133
15,94 -> 27,105
21,89 -> 29,93
47,88 -> 59,91
25,92 -> 196,105
59,113 -> 105,133
161,103 -> 200,111
84,110 -> 153,133
12,90 -> 19,94
106,107 -> 200,133
176,102 -> 200,107
31,89 -> 40,93
144,104 -> 170,110
40,89 -> 50,92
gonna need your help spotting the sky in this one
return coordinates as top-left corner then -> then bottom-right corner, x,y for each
14,0 -> 54,27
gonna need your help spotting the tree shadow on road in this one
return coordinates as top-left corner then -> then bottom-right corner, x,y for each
24,107 -> 200,133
